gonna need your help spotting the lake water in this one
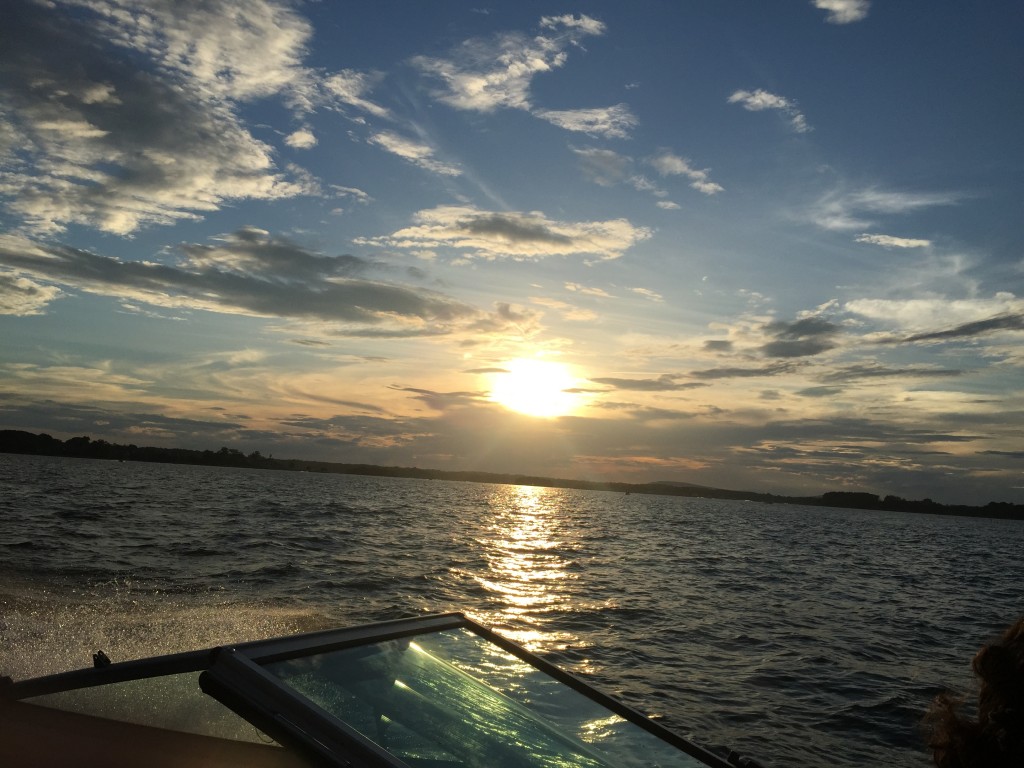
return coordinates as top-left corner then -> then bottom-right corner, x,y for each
1,453 -> 1021,767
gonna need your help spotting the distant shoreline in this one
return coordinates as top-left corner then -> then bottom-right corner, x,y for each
2,429 -> 1022,521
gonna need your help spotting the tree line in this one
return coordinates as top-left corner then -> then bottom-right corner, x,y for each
2,429 -> 1021,520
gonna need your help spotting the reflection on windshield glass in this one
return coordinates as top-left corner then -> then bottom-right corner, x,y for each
266,628 -> 707,768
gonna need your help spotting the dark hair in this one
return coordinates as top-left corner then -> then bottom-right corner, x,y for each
925,617 -> 1024,767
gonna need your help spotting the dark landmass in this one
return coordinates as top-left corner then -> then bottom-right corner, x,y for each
2,430 -> 1022,521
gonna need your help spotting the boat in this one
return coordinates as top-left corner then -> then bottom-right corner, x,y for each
1,612 -> 762,767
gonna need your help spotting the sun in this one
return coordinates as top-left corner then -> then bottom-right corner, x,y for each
489,358 -> 580,418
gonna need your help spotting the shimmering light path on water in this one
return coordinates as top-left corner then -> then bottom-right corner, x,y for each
2,454 -> 1022,767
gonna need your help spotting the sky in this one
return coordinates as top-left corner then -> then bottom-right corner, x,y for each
1,0 -> 1023,505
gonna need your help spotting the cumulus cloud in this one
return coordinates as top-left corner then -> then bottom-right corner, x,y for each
357,206 -> 651,261
813,0 -> 870,24
728,89 -> 811,133
285,129 -> 317,149
0,0 -> 320,235
649,152 -> 724,195
368,131 -> 462,176
855,233 -> 931,248
0,230 -> 483,335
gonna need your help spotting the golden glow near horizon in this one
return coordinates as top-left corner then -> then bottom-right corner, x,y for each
489,358 -> 581,418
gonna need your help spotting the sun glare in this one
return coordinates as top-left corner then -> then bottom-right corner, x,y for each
490,358 -> 580,418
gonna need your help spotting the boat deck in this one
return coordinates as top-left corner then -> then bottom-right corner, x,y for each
0,699 -> 308,768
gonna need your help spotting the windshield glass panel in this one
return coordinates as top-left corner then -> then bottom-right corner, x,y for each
264,627 -> 708,768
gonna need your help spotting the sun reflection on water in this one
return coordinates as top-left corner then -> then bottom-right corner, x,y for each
475,484 -> 580,652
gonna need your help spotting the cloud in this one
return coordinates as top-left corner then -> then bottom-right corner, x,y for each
810,188 -> 960,231
411,15 -> 603,113
760,316 -> 841,358
846,295 -> 1024,336
411,14 -> 628,138
0,0 -> 319,235
649,152 -> 724,196
572,148 -> 631,186
565,283 -> 613,298
855,233 -> 931,249
536,104 -> 638,138
389,385 -> 487,412
285,129 -> 317,149
821,363 -> 965,382
0,271 -> 61,315
900,313 -> 1024,343
703,340 -> 734,352
590,374 -> 703,392
539,14 -> 607,35
813,0 -> 870,24
368,131 -> 462,176
691,362 -> 797,380
728,89 -> 811,133
357,206 -> 651,261
0,230 -> 482,333
656,201 -> 681,210
530,297 -> 598,322
69,0 -> 317,104
630,288 -> 664,302
322,69 -> 392,119
980,450 -> 1024,460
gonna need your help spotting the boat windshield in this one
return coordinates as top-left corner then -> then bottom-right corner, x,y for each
206,614 -> 726,768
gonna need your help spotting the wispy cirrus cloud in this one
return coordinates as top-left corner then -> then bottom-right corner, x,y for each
536,104 -> 638,139
530,297 -> 598,322
810,187 -> 960,231
322,70 -> 392,119
649,151 -> 724,195
368,131 -> 462,176
572,148 -> 632,186
812,0 -> 870,24
411,15 -> 633,139
412,14 -> 604,112
855,233 -> 931,249
729,89 -> 811,133
846,295 -> 1024,337
820,363 -> 964,382
590,374 -> 704,392
691,362 -> 796,380
357,206 -> 651,261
